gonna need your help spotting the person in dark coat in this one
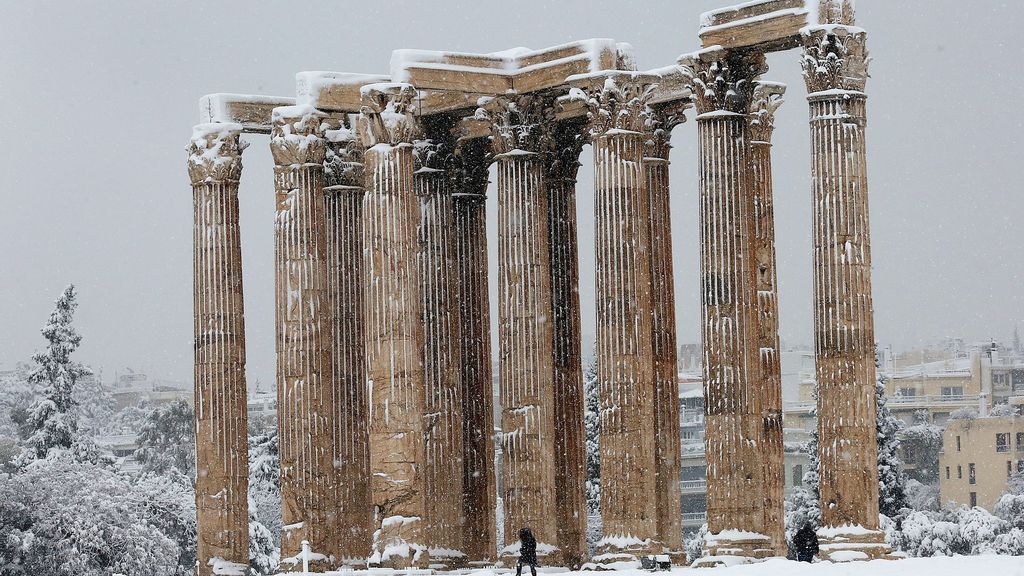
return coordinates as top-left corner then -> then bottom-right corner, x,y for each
516,527 -> 538,576
793,523 -> 819,562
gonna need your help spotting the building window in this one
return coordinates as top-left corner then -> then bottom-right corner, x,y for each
998,433 -> 1010,453
792,465 -> 804,487
898,387 -> 917,398
969,463 -> 977,485
993,373 -> 1007,386
1017,432 -> 1024,452
1010,461 -> 1014,478
945,466 -> 950,480
1018,460 -> 1024,474
942,386 -> 964,398
970,492 -> 977,507
958,465 -> 963,479
957,436 -> 962,452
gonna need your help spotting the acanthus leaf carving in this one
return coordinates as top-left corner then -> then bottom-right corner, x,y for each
679,49 -> 767,115
188,123 -> 248,184
748,82 -> 786,144
452,137 -> 491,197
270,105 -> 327,166
801,26 -> 870,93
646,100 -> 692,159
544,118 -> 587,185
357,83 -> 421,147
324,118 -> 364,189
568,71 -> 659,136
474,91 -> 557,156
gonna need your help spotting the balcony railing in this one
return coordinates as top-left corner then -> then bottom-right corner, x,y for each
680,480 -> 707,492
784,394 -> 980,413
682,512 -> 707,525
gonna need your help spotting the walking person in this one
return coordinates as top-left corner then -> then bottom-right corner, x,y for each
516,527 -> 538,576
793,523 -> 819,562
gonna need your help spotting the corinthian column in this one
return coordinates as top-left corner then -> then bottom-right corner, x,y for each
572,71 -> 661,563
357,83 -> 430,569
747,82 -> 786,557
414,121 -> 466,567
680,48 -> 773,563
802,9 -> 889,559
189,123 -> 250,576
545,119 -> 588,568
323,119 -> 371,565
476,93 -> 560,564
451,138 -> 497,565
270,105 -> 336,572
645,102 -> 689,559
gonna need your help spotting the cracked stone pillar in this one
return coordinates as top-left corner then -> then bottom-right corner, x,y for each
270,105 -> 336,572
323,119 -> 372,565
357,83 -> 430,569
189,123 -> 251,576
747,82 -> 786,557
646,102 -> 689,559
477,93 -> 561,564
802,9 -> 890,559
545,119 -> 588,568
451,138 -> 497,565
573,71 -> 662,563
414,120 -> 466,567
680,49 -> 773,563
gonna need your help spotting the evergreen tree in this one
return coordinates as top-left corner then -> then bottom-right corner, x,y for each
134,399 -> 195,476
876,373 -> 908,518
583,358 -> 600,516
17,285 -> 91,465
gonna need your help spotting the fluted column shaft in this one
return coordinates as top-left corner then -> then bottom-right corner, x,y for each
270,106 -> 336,571
414,136 -> 466,565
189,123 -> 250,576
358,83 -> 429,569
546,123 -> 588,568
452,140 -> 496,564
802,23 -> 885,554
682,49 -> 772,562
323,124 -> 371,565
747,84 -> 786,556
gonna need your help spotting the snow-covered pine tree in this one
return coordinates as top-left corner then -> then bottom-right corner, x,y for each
134,399 -> 196,476
583,357 -> 600,515
900,409 -> 943,485
17,284 -> 92,466
249,430 -> 282,548
784,395 -> 820,554
876,370 -> 908,518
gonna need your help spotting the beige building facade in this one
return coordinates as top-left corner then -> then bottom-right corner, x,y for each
940,415 -> 1024,510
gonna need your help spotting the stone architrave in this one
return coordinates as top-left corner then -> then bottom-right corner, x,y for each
357,83 -> 431,569
189,123 -> 251,576
322,118 -> 372,565
270,105 -> 337,572
544,118 -> 589,569
645,101 -> 689,558
801,16 -> 890,559
451,138 -> 497,565
572,71 -> 662,563
747,81 -> 786,557
413,118 -> 466,567
680,48 -> 774,563
476,92 -> 561,565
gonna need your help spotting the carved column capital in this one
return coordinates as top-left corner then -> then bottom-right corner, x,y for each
544,119 -> 587,185
569,71 -> 659,136
679,48 -> 767,116
474,91 -> 557,156
801,26 -> 870,94
324,120 -> 364,189
357,82 -> 421,147
270,106 -> 327,166
646,100 -> 692,159
748,82 -> 786,144
188,123 -> 248,184
452,138 -> 491,197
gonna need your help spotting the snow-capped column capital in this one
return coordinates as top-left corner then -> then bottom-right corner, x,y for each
270,105 -> 327,166
679,47 -> 767,117
323,120 -> 364,190
475,91 -> 557,157
187,122 -> 247,185
801,25 -> 870,94
748,82 -> 786,144
568,70 -> 660,136
452,137 -> 490,199
544,118 -> 587,186
357,82 -> 421,147
646,100 -> 692,160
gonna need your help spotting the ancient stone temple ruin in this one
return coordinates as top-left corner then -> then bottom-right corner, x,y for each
189,0 -> 887,573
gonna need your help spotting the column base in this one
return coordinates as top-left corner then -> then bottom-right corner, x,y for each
590,536 -> 663,569
367,545 -> 431,570
426,548 -> 469,571
498,542 -> 564,569
817,527 -> 894,562
693,530 -> 776,568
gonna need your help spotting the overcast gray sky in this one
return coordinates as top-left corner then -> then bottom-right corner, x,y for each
1,1 -> 1022,387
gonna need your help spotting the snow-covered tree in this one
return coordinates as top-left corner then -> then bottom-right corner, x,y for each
683,524 -> 707,565
875,375 -> 908,517
949,407 -> 978,420
583,358 -> 600,516
901,409 -> 943,485
905,478 -> 940,512
248,430 -> 281,548
134,399 -> 195,476
249,513 -> 279,575
16,285 -> 91,466
134,470 -> 198,576
784,391 -> 820,554
995,471 -> 1024,529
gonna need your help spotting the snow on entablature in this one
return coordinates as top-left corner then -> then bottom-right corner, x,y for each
296,71 -> 390,111
199,93 -> 295,134
698,0 -> 818,52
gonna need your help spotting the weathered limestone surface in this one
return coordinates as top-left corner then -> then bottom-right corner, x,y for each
270,105 -> 337,571
681,49 -> 774,563
322,119 -> 372,565
414,118 -> 467,566
189,123 -> 251,576
357,83 -> 431,569
574,72 -> 662,561
477,93 -> 561,564
747,82 -> 786,557
802,21 -> 889,560
451,138 -> 497,564
646,102 -> 688,557
545,119 -> 589,569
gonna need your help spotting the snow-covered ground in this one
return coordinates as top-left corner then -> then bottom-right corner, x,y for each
319,556 -> 1024,576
